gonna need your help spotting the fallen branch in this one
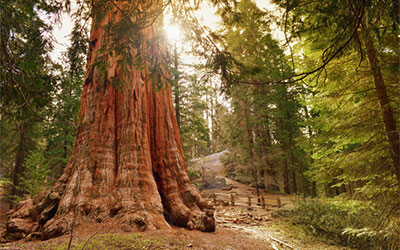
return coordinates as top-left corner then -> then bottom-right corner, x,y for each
268,236 -> 295,250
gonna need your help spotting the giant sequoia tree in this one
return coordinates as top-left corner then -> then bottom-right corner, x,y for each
4,0 -> 214,240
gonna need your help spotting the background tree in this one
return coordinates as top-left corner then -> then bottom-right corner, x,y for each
168,38 -> 212,160
178,76 -> 212,159
272,0 -> 400,188
0,0 -> 61,203
270,0 -> 400,246
43,20 -> 88,177
214,0 -> 309,195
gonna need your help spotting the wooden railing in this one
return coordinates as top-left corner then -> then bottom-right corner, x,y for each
205,192 -> 293,209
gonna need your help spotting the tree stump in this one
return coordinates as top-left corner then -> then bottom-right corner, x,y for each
261,196 -> 265,209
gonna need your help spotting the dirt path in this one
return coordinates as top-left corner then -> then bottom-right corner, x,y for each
189,152 -> 350,250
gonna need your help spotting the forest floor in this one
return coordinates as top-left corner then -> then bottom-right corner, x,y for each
0,152 -> 352,250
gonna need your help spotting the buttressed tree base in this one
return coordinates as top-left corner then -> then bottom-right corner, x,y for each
3,1 -> 215,241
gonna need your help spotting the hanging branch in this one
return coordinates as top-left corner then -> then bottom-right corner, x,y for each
283,0 -> 296,72
237,0 -> 366,85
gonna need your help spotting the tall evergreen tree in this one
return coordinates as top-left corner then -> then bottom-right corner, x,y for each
44,20 -> 87,177
216,0 -> 308,194
276,0 -> 400,240
272,0 -> 400,189
0,0 -> 61,203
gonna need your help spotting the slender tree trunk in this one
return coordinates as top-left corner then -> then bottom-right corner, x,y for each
285,98 -> 298,194
283,159 -> 291,194
311,182 -> 317,197
260,169 -> 266,190
11,122 -> 26,199
304,106 -> 318,196
244,106 -> 260,201
278,114 -> 291,194
291,170 -> 297,194
4,2 -> 214,241
262,116 -> 274,191
210,84 -> 216,147
361,26 -> 400,188
253,165 -> 261,204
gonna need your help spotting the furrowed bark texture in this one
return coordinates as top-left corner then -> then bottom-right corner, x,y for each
3,1 -> 214,241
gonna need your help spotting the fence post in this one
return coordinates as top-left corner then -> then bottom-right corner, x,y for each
230,193 -> 235,206
276,197 -> 281,208
247,195 -> 251,207
261,195 -> 265,209
212,192 -> 217,206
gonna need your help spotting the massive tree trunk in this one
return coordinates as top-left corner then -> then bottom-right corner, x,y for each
172,43 -> 181,130
3,1 -> 214,241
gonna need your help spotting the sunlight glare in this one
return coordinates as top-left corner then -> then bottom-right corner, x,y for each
165,25 -> 182,42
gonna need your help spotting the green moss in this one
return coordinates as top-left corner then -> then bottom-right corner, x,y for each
20,232 -> 185,250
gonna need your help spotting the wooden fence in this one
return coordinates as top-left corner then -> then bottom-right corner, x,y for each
205,192 -> 293,209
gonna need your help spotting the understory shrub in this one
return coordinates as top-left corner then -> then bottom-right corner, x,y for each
289,197 -> 400,249
187,167 -> 201,180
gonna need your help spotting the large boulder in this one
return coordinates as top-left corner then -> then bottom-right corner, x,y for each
204,177 -> 226,189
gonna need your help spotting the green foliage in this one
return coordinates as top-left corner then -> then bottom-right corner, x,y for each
43,20 -> 87,177
0,0 -> 64,203
0,1 -> 86,203
187,167 -> 201,180
272,0 -> 400,243
24,232 -> 184,250
91,0 -> 172,90
20,150 -> 52,198
213,0 -> 310,194
175,74 -> 211,159
290,197 -> 400,249
221,153 -> 253,185
298,50 -> 399,197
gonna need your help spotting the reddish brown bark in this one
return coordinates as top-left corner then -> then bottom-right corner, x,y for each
361,26 -> 400,188
2,1 -> 214,241
172,44 -> 181,130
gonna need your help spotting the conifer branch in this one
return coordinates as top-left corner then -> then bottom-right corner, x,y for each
239,0 -> 366,86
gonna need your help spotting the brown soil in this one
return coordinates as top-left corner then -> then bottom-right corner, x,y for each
0,219 -> 274,250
